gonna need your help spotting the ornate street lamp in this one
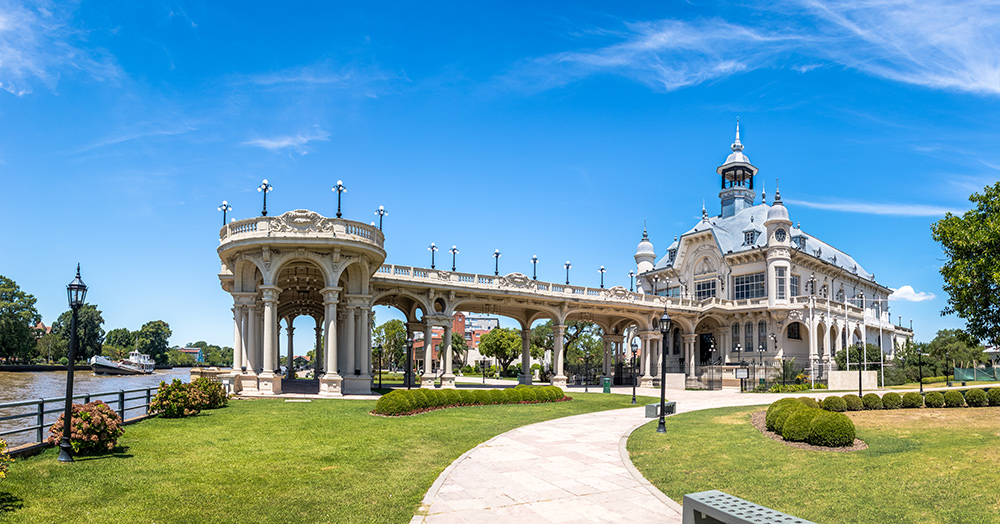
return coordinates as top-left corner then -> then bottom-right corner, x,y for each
531,255 -> 538,280
332,180 -> 347,218
257,179 -> 273,216
628,270 -> 635,292
493,249 -> 501,276
218,200 -> 232,225
809,273 -> 817,295
630,338 -> 639,404
449,245 -> 459,271
375,205 -> 387,230
598,266 -> 606,289
657,309 -> 672,433
405,335 -> 414,390
58,264 -> 88,463
564,261 -> 572,285
376,344 -> 383,390
428,243 -> 438,269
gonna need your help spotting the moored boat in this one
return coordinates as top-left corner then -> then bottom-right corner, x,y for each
89,350 -> 156,375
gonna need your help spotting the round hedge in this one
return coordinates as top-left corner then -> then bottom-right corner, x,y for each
489,389 -> 506,404
374,390 -> 412,415
901,392 -> 924,408
442,389 -> 462,406
797,397 -> 821,409
862,393 -> 883,410
842,394 -> 864,411
782,407 -> 823,442
965,388 -> 988,407
822,396 -> 847,412
766,399 -> 804,432
503,388 -> 523,403
924,391 -> 945,408
373,385 -> 563,415
943,390 -> 965,408
807,411 -> 856,447
474,390 -> 492,404
520,388 -> 538,402
772,403 -> 809,435
987,388 -> 1000,407
881,392 -> 902,409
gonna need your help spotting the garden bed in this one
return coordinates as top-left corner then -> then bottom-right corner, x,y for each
750,411 -> 867,452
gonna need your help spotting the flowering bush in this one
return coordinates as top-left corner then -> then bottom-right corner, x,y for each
190,378 -> 229,409
45,401 -> 124,453
0,438 -> 12,481
150,379 -> 207,418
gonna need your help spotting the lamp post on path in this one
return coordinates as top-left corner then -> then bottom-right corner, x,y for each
58,265 -> 88,463
657,310 -> 672,433
630,338 -> 639,404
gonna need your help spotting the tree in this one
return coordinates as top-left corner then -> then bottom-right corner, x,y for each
372,319 -> 406,368
451,332 -> 469,369
0,276 -> 41,363
52,304 -> 105,361
927,329 -> 984,374
36,332 -> 66,363
478,327 -> 522,376
168,348 -> 196,367
931,181 -> 1000,346
105,328 -> 136,349
136,320 -> 172,365
834,343 -> 884,372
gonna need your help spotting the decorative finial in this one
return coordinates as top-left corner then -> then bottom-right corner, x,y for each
731,117 -> 743,152
702,200 -> 708,220
761,180 -> 766,205
774,178 -> 781,203
642,220 -> 648,239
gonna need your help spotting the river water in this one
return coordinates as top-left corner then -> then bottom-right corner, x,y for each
0,367 -> 206,449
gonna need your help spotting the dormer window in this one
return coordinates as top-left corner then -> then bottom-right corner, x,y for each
743,229 -> 759,246
792,235 -> 806,250
668,248 -> 677,263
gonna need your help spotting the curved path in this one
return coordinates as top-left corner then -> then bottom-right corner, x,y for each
410,386 -> 812,524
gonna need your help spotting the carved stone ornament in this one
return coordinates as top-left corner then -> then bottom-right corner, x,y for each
606,285 -> 629,298
788,310 -> 803,321
695,257 -> 716,276
269,209 -> 336,234
499,273 -> 534,288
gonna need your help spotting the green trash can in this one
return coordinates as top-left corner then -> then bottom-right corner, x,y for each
602,377 -> 611,393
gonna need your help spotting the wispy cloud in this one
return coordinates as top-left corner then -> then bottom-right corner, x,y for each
889,285 -> 936,302
785,198 -> 964,216
242,127 -> 329,155
0,1 -> 122,96
509,0 -> 1000,96
74,125 -> 199,153
238,61 -> 401,99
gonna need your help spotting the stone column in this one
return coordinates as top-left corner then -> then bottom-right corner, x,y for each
258,286 -> 282,394
551,324 -> 567,388
442,324 -> 456,388
684,334 -> 697,378
319,288 -> 342,396
286,322 -> 295,380
314,323 -> 322,373
232,305 -> 244,373
344,307 -> 356,375
640,332 -> 654,387
519,329 -> 532,385
240,304 -> 259,393
602,337 -> 612,379
361,308 -> 372,381
256,305 -> 264,374
421,323 -> 435,388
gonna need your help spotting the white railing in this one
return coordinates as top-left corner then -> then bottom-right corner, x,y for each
219,212 -> 384,250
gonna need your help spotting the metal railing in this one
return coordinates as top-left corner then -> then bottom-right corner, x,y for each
0,386 -> 160,449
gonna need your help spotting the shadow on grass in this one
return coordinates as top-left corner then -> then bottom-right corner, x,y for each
0,492 -> 23,513
72,446 -> 133,461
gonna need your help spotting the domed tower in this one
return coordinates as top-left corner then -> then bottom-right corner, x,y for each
634,226 -> 655,283
763,186 -> 793,307
717,119 -> 759,218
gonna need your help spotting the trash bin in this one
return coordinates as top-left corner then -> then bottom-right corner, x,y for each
602,377 -> 611,393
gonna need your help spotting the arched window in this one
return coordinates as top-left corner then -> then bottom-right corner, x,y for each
744,322 -> 753,353
758,321 -> 767,351
673,327 -> 681,355
731,323 -> 740,352
788,322 -> 802,340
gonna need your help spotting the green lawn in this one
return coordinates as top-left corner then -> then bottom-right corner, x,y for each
0,392 -> 651,524
628,405 -> 1000,524
886,380 -> 1000,390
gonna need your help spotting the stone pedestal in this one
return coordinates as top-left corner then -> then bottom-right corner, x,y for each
342,376 -> 372,395
319,374 -> 343,396
257,372 -> 282,395
551,374 -> 567,388
639,374 -> 654,388
441,373 -> 456,389
518,374 -> 533,386
420,374 -> 436,388
239,372 -> 259,394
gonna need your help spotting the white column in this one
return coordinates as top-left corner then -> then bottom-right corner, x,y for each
258,287 -> 281,394
519,329 -> 532,385
263,296 -> 276,373
232,305 -> 244,372
246,305 -> 257,373
442,324 -> 456,388
552,324 -> 566,387
319,288 -> 342,396
256,306 -> 264,373
286,321 -> 295,379
602,337 -> 611,378
421,323 -> 435,387
361,308 -> 372,380
345,307 -> 356,375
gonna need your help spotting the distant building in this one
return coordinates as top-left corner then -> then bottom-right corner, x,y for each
412,312 -> 537,371
176,347 -> 204,363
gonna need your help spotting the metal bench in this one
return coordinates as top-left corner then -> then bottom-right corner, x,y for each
682,490 -> 816,524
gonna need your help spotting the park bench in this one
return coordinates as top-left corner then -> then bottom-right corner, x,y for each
682,490 -> 816,524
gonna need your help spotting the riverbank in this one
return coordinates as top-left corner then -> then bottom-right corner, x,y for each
0,365 -> 176,372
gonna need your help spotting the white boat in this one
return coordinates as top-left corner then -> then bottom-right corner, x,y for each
89,350 -> 156,375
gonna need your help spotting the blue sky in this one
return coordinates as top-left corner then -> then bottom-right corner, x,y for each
1,0 -> 997,350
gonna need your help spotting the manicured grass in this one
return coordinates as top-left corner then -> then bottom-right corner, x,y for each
886,380 -> 1000,389
0,392 -> 652,524
628,405 -> 1000,524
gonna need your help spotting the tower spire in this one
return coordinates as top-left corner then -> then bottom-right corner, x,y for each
774,178 -> 781,203
731,117 -> 743,152
761,180 -> 766,205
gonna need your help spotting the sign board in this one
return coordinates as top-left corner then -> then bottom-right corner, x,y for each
735,368 -> 749,379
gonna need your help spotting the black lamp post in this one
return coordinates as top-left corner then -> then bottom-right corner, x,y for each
375,205 -> 387,230
58,264 -> 88,463
333,180 -> 347,218
450,245 -> 459,271
376,344 -> 383,390
564,261 -> 571,285
657,309 -> 672,433
218,200 -> 232,225
628,270 -> 635,292
428,243 -> 438,269
257,179 -> 273,216
405,335 -> 414,390
630,338 -> 639,404
809,273 -> 816,295
493,249 -> 501,276
918,349 -> 926,395
598,266 -> 606,289
531,255 -> 538,280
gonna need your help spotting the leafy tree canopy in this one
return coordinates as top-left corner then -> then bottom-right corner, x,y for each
478,327 -> 522,375
136,320 -> 172,365
931,181 -> 1000,345
450,332 -> 470,368
105,328 -> 135,349
373,319 -> 406,368
52,304 -> 105,361
0,276 -> 41,362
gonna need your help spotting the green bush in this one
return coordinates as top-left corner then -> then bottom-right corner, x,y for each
965,388 -> 988,407
457,390 -> 477,405
807,411 -> 856,447
191,378 -> 228,409
797,397 -> 821,409
45,401 -> 124,453
822,396 -> 847,412
519,388 -> 538,402
442,389 -> 462,406
842,394 -> 863,411
547,386 -> 566,401
58,357 -> 69,366
766,399 -> 802,431
924,391 -> 945,408
772,403 -> 809,435
0,438 -> 10,482
374,390 -> 413,415
881,392 -> 902,409
987,388 -> 1000,407
373,386 -> 562,415
781,407 -> 823,442
901,392 -> 924,408
503,388 -> 523,403
150,379 -> 207,418
943,390 -> 965,408
488,389 -> 506,404
921,375 -> 952,384
862,393 -> 883,410
473,390 -> 492,405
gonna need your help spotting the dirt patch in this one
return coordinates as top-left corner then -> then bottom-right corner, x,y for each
751,411 -> 868,452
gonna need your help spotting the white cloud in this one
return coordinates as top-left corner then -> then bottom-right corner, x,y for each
785,198 -> 963,216
889,285 -> 936,302
242,127 -> 330,155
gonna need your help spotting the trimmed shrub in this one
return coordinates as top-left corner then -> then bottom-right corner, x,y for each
772,403 -> 809,435
924,391 -> 945,408
373,386 -> 564,415
862,393 -> 883,410
797,397 -> 821,409
150,379 -> 207,418
45,401 -> 124,453
782,407 -> 823,442
488,389 -> 507,405
473,390 -> 493,405
842,394 -> 864,411
503,388 -> 524,403
901,392 -> 924,408
881,392 -> 902,409
0,438 -> 10,482
519,388 -> 538,402
442,389 -> 462,406
374,390 -> 413,415
546,386 -> 566,401
987,388 -> 1000,407
766,399 -> 803,431
965,388 -> 988,407
943,390 -> 965,408
191,378 -> 228,409
822,396 -> 847,412
807,411 -> 856,447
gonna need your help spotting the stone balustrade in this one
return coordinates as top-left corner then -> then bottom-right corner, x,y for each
219,210 -> 385,250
